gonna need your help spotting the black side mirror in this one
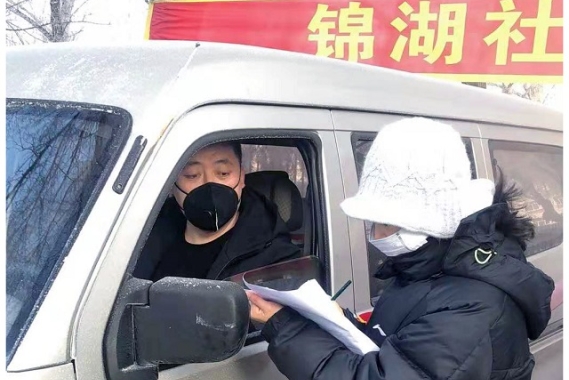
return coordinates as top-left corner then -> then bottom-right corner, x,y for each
105,277 -> 249,380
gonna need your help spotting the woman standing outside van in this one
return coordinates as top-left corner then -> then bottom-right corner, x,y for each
247,118 -> 554,380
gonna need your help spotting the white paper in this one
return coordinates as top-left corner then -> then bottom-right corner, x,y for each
246,279 -> 380,355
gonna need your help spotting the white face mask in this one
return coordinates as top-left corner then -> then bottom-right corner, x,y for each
369,227 -> 429,257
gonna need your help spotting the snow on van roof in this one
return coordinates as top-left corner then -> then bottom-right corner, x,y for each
7,40 -> 561,134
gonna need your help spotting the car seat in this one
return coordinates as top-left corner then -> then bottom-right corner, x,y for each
245,171 -> 308,252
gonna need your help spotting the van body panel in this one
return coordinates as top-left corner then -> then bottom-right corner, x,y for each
7,41 -> 561,135
5,363 -> 76,380
331,110 -> 482,137
530,330 -> 563,380
477,123 -> 562,146
157,343 -> 286,380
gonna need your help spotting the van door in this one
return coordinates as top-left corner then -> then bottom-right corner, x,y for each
72,104 -> 354,380
331,110 -> 481,314
477,123 -> 563,380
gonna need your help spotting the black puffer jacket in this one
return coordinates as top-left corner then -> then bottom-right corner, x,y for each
261,186 -> 554,380
134,186 -> 302,280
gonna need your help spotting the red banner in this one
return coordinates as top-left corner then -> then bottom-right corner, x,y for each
146,0 -> 563,83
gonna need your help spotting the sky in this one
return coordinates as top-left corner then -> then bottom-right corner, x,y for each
77,0 -> 149,43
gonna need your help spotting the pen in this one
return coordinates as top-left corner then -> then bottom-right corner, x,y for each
331,280 -> 352,301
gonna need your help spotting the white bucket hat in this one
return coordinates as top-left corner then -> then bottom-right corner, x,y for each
341,117 -> 494,239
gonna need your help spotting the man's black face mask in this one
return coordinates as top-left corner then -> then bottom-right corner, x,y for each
175,172 -> 241,232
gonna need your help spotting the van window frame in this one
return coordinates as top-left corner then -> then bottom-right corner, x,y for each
127,131 -> 329,287
103,129 -> 334,377
350,132 -> 477,180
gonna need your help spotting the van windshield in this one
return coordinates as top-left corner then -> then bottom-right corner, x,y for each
5,100 -> 129,363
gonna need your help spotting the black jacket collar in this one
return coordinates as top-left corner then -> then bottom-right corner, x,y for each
375,203 -> 554,340
375,204 -> 514,283
374,238 -> 449,285
206,186 -> 291,279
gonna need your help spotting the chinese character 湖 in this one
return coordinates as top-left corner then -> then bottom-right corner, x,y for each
390,1 -> 467,64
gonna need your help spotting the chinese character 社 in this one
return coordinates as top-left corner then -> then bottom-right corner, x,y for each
308,2 -> 375,62
390,1 -> 467,64
484,0 -> 562,65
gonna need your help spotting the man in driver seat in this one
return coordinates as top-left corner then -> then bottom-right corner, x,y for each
136,141 -> 302,281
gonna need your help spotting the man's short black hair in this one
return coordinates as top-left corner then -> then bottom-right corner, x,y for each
207,141 -> 242,165
196,141 -> 243,165
227,141 -> 242,166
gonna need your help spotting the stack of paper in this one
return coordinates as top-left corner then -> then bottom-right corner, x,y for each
245,279 -> 380,355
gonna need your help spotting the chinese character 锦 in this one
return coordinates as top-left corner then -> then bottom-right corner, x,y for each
308,2 -> 375,62
390,1 -> 467,64
484,0 -> 562,65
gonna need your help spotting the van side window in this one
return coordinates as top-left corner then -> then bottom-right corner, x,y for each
6,101 -> 129,361
489,141 -> 563,257
352,136 -> 476,304
242,145 -> 309,196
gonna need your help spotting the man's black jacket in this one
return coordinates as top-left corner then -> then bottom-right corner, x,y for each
134,186 -> 302,280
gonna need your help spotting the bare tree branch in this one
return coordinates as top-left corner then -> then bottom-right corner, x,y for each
6,19 -> 47,43
489,82 -> 545,103
70,0 -> 90,19
7,23 -> 51,32
542,85 -> 557,104
6,21 -> 24,44
68,29 -> 84,39
7,0 -> 46,27
69,20 -> 111,26
8,4 -> 52,41
6,23 -> 27,45
6,0 -> 32,11
8,0 -> 92,43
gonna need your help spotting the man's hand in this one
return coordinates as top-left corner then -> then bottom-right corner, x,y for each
246,290 -> 284,323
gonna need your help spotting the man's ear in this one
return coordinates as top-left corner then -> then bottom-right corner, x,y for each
240,166 -> 246,187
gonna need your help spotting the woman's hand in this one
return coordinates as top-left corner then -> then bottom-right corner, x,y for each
246,290 -> 284,323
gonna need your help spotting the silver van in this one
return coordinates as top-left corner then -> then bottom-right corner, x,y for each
6,41 -> 562,380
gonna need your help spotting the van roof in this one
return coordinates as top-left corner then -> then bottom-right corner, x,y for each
7,40 -> 562,133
